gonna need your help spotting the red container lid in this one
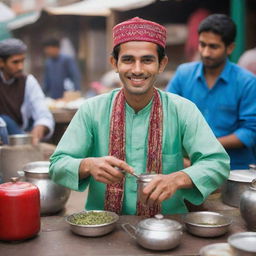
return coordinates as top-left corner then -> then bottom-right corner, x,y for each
0,177 -> 38,194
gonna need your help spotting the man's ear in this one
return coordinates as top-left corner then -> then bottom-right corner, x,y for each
0,58 -> 4,68
110,56 -> 118,72
159,56 -> 168,73
227,42 -> 235,55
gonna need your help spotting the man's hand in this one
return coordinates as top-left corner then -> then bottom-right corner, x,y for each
30,125 -> 49,145
141,171 -> 193,206
79,156 -> 134,184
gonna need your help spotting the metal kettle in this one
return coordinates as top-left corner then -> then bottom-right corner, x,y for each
0,134 -> 44,183
122,214 -> 183,251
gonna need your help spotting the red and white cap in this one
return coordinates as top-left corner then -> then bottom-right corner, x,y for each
112,17 -> 167,48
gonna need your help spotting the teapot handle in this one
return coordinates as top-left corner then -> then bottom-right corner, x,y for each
121,223 -> 136,240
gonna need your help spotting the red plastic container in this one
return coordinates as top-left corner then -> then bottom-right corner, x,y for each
0,177 -> 40,241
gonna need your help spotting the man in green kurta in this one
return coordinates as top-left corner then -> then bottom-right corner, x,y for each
50,17 -> 230,216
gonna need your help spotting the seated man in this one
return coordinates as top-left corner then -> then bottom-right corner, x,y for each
166,14 -> 256,170
0,38 -> 54,144
50,17 -> 230,216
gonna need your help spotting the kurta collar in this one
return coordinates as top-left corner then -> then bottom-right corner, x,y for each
125,96 -> 153,115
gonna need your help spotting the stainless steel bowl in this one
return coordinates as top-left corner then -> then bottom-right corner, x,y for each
228,232 -> 256,256
199,243 -> 234,256
184,211 -> 232,237
66,210 -> 119,237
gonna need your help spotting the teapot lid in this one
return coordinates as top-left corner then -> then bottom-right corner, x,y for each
138,214 -> 182,232
0,177 -> 37,192
228,169 -> 256,182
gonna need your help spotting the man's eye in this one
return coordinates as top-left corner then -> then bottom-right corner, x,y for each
143,58 -> 153,64
122,58 -> 132,63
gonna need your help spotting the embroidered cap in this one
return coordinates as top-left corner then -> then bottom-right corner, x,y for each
113,17 -> 167,48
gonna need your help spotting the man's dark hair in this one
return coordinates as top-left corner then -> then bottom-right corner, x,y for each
111,44 -> 166,63
198,14 -> 236,46
43,38 -> 60,48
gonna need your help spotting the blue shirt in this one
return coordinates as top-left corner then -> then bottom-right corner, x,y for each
166,60 -> 256,170
44,54 -> 81,99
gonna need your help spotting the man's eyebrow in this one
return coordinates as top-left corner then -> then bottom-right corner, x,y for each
121,55 -> 133,59
142,55 -> 156,59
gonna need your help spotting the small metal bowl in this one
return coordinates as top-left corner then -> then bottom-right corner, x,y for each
66,210 -> 119,237
228,232 -> 256,256
184,211 -> 232,237
199,243 -> 234,256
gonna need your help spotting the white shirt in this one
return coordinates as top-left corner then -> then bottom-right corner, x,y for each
0,72 -> 55,140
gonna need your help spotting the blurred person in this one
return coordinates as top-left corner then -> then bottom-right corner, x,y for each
43,38 -> 81,99
238,46 -> 256,75
0,38 -> 54,144
166,14 -> 256,170
50,17 -> 229,216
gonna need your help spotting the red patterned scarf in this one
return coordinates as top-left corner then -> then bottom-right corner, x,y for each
104,88 -> 163,216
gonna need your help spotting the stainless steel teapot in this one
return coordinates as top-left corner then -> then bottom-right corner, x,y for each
122,214 -> 183,251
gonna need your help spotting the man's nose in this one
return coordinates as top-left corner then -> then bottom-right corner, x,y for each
201,47 -> 211,57
132,61 -> 143,75
17,62 -> 24,71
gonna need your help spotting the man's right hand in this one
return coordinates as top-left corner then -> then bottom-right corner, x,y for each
79,156 -> 134,184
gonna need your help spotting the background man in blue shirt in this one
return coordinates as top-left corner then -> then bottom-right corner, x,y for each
43,38 -> 81,99
166,14 -> 256,170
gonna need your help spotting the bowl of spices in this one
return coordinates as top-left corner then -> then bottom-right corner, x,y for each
66,210 -> 119,237
184,211 -> 232,237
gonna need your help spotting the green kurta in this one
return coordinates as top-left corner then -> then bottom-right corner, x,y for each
50,89 -> 230,214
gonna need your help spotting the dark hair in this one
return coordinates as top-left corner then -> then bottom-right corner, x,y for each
111,44 -> 166,63
198,14 -> 236,46
0,56 -> 10,62
43,38 -> 60,48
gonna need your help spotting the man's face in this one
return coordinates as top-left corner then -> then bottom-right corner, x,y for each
198,31 -> 234,69
0,54 -> 25,80
110,41 -> 167,96
43,46 -> 59,58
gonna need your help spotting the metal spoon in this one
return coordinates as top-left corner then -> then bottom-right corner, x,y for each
116,167 -> 140,179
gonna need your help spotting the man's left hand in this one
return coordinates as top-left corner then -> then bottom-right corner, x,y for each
141,171 -> 193,206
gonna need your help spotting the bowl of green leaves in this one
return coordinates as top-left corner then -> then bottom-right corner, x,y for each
66,210 -> 119,237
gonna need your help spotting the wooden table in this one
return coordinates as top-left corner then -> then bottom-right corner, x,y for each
0,191 -> 247,256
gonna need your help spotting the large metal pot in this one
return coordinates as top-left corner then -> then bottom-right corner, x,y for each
21,161 -> 70,215
122,214 -> 183,251
240,179 -> 256,231
221,165 -> 256,207
0,134 -> 44,183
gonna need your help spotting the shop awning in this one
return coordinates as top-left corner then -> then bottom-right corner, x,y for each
0,3 -> 15,22
45,0 -> 155,16
7,11 -> 41,30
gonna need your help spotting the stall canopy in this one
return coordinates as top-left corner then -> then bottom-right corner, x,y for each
45,0 -> 156,16
7,11 -> 41,31
6,0 -> 156,31
0,3 -> 15,39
